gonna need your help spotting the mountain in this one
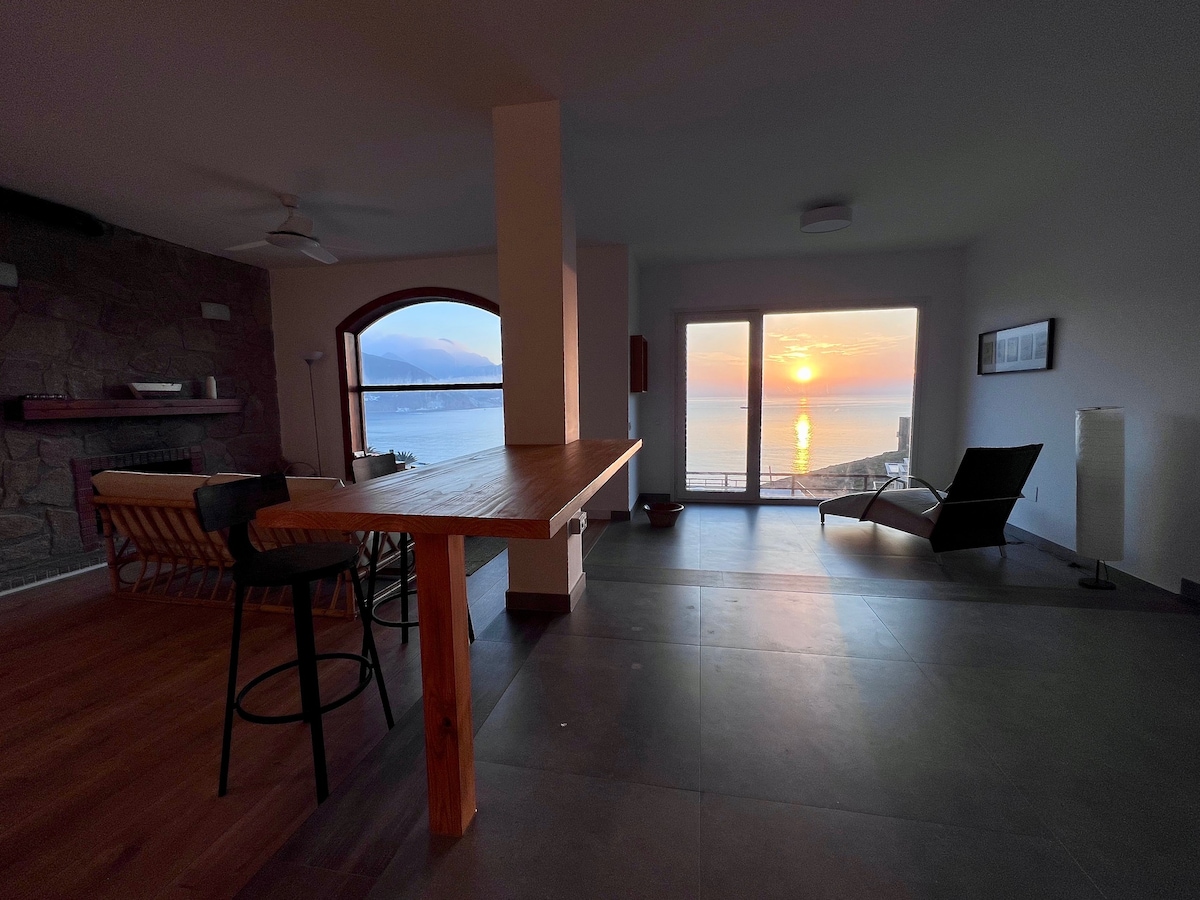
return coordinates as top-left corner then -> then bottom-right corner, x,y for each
366,389 -> 503,412
361,354 -> 436,384
361,333 -> 501,382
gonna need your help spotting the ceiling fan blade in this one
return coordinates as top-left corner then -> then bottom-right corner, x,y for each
300,243 -> 338,264
224,240 -> 270,252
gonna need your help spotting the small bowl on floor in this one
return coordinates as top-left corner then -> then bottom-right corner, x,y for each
644,501 -> 685,527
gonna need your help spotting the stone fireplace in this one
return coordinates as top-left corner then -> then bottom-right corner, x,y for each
70,445 -> 205,551
0,202 -> 282,581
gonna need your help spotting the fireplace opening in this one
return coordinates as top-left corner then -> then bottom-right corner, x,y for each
70,446 -> 205,551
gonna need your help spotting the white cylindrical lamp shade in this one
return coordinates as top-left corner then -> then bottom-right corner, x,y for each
1075,407 -> 1125,561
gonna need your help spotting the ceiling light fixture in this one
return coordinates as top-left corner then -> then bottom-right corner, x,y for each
800,204 -> 853,233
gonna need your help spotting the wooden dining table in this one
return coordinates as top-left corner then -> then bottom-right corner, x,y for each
256,438 -> 641,836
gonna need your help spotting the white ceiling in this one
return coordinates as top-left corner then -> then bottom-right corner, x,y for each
1,0 -> 1196,267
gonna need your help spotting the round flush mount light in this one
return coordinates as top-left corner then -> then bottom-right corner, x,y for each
800,204 -> 853,233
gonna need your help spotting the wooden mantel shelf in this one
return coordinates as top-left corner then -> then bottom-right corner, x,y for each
5,398 -> 245,421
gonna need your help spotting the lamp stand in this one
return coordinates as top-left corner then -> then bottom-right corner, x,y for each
1079,559 -> 1116,590
305,358 -> 323,476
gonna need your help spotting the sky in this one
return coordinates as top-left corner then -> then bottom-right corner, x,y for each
361,301 -> 502,364
687,308 -> 918,398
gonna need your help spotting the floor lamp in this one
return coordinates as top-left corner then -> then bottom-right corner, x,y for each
303,351 -> 325,476
1076,406 -> 1124,589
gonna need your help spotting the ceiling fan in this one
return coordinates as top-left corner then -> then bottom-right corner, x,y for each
224,194 -> 339,264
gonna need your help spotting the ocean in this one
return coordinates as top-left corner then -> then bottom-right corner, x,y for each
364,405 -> 505,464
362,394 -> 911,475
686,396 -> 912,476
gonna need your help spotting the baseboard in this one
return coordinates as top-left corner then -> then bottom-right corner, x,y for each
581,509 -> 630,522
1003,524 -> 1083,564
505,574 -> 587,613
1005,524 -> 1184,602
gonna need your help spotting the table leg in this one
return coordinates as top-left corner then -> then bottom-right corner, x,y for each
412,532 -> 476,836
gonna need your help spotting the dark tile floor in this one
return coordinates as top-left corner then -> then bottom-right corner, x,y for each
240,505 -> 1199,900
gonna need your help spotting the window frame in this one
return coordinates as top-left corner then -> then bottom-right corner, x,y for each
335,287 -> 501,475
673,303 -> 922,505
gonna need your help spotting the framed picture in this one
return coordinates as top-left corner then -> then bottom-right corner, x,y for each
978,318 -> 1055,374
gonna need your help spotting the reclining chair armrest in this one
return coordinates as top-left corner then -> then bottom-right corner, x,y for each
859,476 -> 945,521
940,495 -> 1023,507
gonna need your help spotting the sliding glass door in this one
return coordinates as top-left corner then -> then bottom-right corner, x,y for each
678,317 -> 761,500
677,307 -> 918,503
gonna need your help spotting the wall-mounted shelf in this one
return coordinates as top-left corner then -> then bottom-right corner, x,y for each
5,398 -> 244,421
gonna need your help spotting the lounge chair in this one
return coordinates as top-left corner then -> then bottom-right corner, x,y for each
818,444 -> 1043,555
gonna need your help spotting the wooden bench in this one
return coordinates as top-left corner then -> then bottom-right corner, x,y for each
91,471 -> 403,618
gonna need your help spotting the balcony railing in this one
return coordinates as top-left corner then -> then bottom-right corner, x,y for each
685,470 -> 908,499
684,471 -> 750,492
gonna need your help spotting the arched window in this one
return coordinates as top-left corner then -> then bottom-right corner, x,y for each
337,288 -> 502,472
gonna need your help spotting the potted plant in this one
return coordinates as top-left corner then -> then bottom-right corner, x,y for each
361,447 -> 418,472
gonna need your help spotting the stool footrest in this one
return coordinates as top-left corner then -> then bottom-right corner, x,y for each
369,611 -> 420,629
368,583 -> 419,630
235,652 -> 375,725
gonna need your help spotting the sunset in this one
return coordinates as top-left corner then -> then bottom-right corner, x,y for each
764,308 -> 918,397
684,308 -> 918,489
685,308 -> 917,399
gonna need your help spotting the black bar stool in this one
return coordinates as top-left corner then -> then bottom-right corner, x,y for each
351,453 -> 474,644
194,473 -> 394,804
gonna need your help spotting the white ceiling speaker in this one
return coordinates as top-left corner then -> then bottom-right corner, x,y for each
225,194 -> 339,264
800,204 -> 853,233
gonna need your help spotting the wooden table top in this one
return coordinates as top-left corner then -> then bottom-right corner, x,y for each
257,439 -> 642,540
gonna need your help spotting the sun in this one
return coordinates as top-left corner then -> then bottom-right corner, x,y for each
793,365 -> 814,383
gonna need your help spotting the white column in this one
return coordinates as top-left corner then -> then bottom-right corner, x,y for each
494,100 -> 585,611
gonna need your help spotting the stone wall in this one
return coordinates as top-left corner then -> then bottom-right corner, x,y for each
0,206 -> 282,576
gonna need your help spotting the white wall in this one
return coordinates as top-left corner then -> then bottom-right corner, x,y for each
960,158 -> 1200,592
270,248 -> 635,496
577,244 -> 634,515
636,248 -> 969,496
270,253 -> 499,482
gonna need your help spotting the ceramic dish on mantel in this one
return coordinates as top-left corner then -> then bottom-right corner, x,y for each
128,382 -> 182,398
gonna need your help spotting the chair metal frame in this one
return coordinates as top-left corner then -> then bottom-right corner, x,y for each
194,473 -> 394,803
821,444 -> 1043,555
351,453 -> 476,643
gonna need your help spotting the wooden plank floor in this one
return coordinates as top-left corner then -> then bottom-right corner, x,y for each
0,553 -> 510,900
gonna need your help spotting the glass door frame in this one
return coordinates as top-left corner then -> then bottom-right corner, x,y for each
674,310 -> 765,503
674,303 -> 924,506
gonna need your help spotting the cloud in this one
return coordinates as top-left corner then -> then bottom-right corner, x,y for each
767,331 -> 910,359
689,351 -> 747,365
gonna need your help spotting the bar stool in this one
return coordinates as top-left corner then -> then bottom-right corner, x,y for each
351,453 -> 474,644
194,473 -> 394,804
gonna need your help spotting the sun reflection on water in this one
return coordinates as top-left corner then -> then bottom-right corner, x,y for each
793,410 -> 812,473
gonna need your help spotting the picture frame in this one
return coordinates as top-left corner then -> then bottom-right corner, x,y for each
978,318 -> 1055,375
